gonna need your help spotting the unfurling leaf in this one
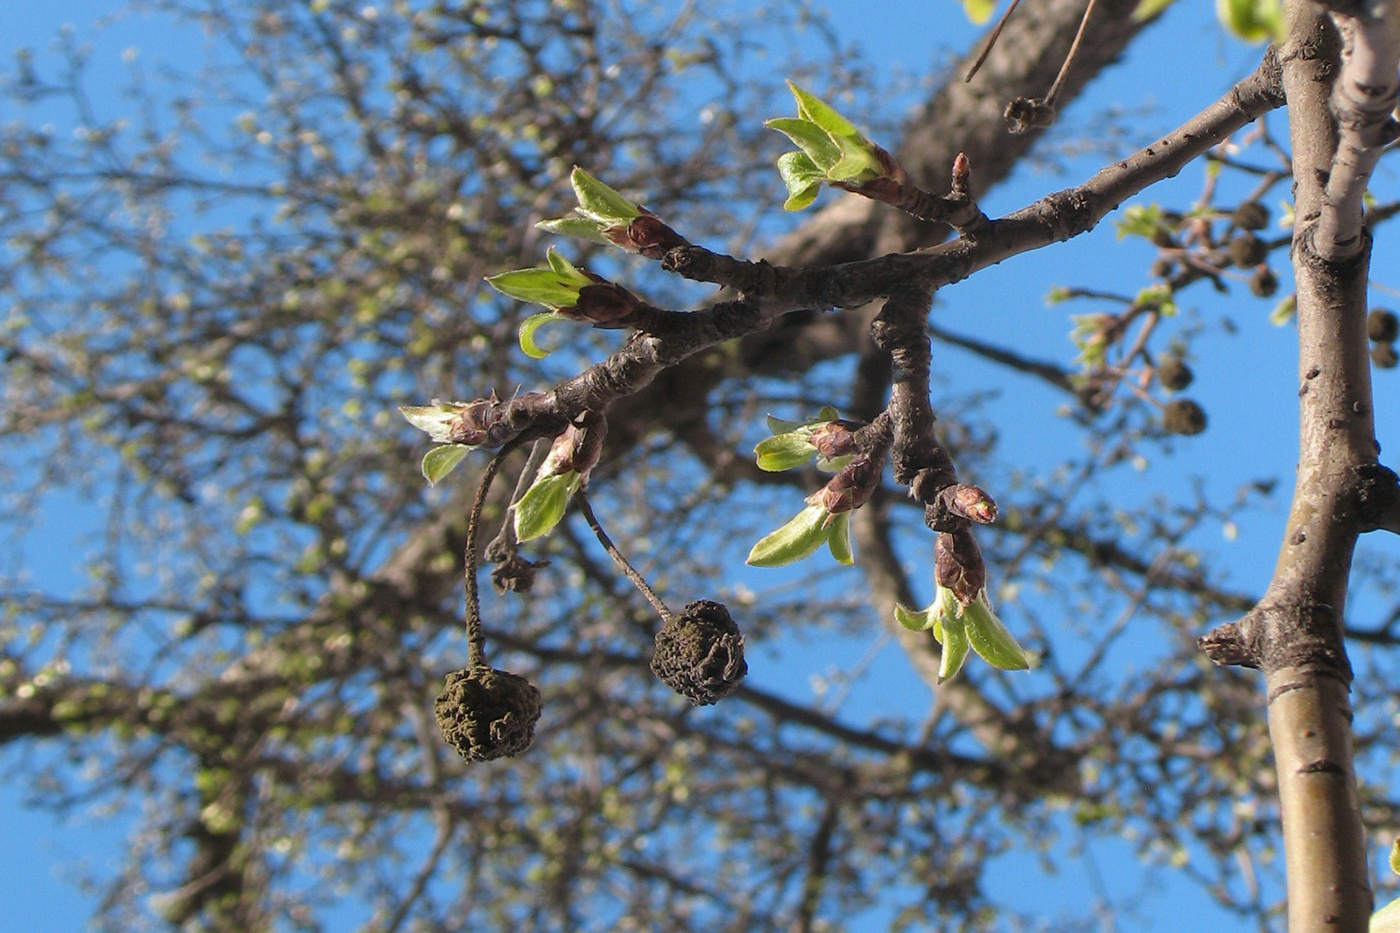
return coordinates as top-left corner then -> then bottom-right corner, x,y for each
535,215 -> 612,244
935,613 -> 971,682
825,511 -> 853,565
785,81 -> 861,138
421,444 -> 470,485
895,603 -> 935,632
514,470 -> 583,542
519,312 -> 564,359
961,592 -> 1031,671
569,167 -> 643,224
755,433 -> 820,472
747,503 -> 829,566
486,248 -> 592,311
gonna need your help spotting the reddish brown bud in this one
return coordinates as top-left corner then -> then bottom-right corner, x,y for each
808,419 -> 863,460
563,282 -> 642,328
812,453 -> 882,513
541,411 -> 607,480
626,214 -> 688,259
951,152 -> 972,195
949,484 -> 997,524
935,527 -> 986,605
448,396 -> 504,446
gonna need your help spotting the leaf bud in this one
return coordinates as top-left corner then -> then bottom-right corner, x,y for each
935,528 -> 986,606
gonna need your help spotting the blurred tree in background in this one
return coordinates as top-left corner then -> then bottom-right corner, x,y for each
3,1 -> 1399,930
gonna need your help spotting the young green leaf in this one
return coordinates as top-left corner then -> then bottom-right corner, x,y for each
824,510 -> 854,565
785,82 -> 860,139
536,214 -> 612,244
519,312 -> 565,359
514,471 -> 583,542
421,444 -> 471,485
1132,0 -> 1178,19
545,247 -> 584,278
935,614 -> 971,682
400,400 -> 470,443
895,603 -> 934,632
827,134 -> 882,183
962,594 -> 1031,670
775,151 -> 823,211
569,167 -> 643,224
754,433 -> 818,472
486,268 -> 584,310
747,503 -> 830,567
765,117 -> 842,169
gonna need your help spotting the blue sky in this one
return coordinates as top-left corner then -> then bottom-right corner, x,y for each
4,0 -> 1399,930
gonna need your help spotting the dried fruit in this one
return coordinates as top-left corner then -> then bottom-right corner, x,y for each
1368,309 -> 1399,344
1155,356 -> 1194,392
1231,201 -> 1270,231
651,600 -> 747,705
1228,233 -> 1267,269
1162,398 -> 1208,436
435,667 -> 542,761
1249,266 -> 1278,298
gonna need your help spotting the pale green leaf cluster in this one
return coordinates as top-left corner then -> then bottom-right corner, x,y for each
766,82 -> 885,211
754,406 -> 851,472
399,399 -> 475,444
485,248 -> 594,358
747,503 -> 854,567
896,587 -> 1029,682
536,167 -> 643,244
956,0 -> 996,24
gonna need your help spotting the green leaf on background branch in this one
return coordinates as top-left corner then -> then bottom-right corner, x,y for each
1216,0 -> 1284,44
957,0 -> 996,25
1132,0 -> 1179,20
421,444 -> 470,484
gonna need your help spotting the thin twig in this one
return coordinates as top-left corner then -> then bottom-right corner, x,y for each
577,492 -> 673,623
1044,0 -> 1100,108
966,0 -> 1025,83
465,440 -> 522,669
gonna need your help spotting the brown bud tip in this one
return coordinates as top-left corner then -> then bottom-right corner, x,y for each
1368,308 -> 1399,344
651,600 -> 747,705
952,152 -> 971,191
808,419 -> 863,460
435,667 -> 542,761
1155,356 -> 1194,392
813,453 -> 882,514
950,484 -> 997,524
1162,398 -> 1207,436
626,214 -> 688,259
